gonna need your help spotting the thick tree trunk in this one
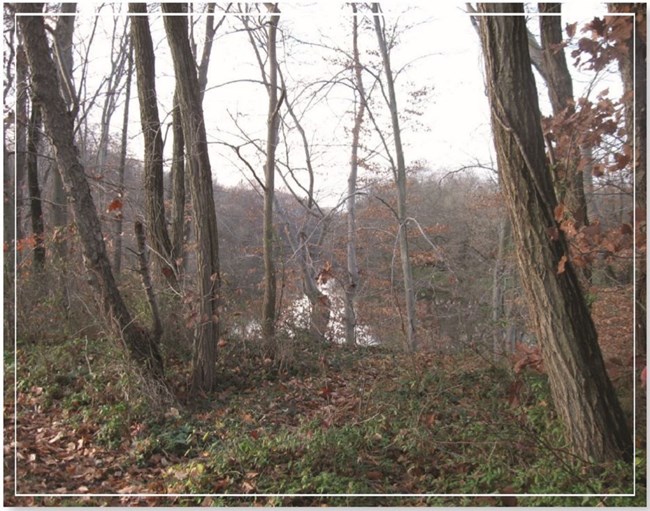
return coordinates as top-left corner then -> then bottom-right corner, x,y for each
162,3 -> 221,393
371,3 -> 418,351
478,3 -> 631,462
17,5 -> 165,381
261,4 -> 281,345
130,3 -> 177,289
26,102 -> 45,270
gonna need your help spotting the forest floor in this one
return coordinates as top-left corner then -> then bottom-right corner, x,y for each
3,285 -> 646,507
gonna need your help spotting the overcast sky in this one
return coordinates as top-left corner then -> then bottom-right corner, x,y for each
71,1 -> 618,207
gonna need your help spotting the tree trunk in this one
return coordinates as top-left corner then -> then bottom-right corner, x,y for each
344,4 -> 365,346
261,3 -> 281,345
17,4 -> 165,382
274,198 -> 329,342
15,43 -> 28,263
162,3 -> 221,393
538,3 -> 590,287
477,2 -> 631,462
371,3 -> 418,351
50,3 -> 75,261
170,88 -> 186,269
538,3 -> 589,229
608,3 -> 646,354
130,3 -> 177,289
491,214 -> 510,359
26,102 -> 45,270
113,39 -> 133,275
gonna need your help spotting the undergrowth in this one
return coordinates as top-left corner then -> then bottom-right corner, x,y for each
5,332 -> 646,507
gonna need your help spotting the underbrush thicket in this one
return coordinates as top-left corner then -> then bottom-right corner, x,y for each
5,318 -> 646,507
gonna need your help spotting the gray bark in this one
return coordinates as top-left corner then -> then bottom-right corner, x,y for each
130,3 -> 177,289
344,4 -> 365,346
371,3 -> 418,351
261,3 -> 282,345
113,39 -> 133,275
17,4 -> 165,382
162,3 -> 221,392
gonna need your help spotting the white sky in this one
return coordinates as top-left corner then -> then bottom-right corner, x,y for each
70,1 -> 618,208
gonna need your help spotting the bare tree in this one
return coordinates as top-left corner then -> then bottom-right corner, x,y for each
240,3 -> 284,345
538,3 -> 589,228
14,41 -> 27,256
49,3 -> 75,261
261,3 -> 282,345
112,39 -> 133,275
25,100 -> 44,270
477,2 -> 631,462
162,3 -> 221,392
17,3 -> 166,383
343,3 -> 365,346
371,3 -> 418,351
130,3 -> 177,288
608,3 -> 646,353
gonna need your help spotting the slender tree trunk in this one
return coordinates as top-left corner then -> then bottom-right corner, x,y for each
17,4 -> 165,382
608,3 -> 646,354
197,2 -> 216,103
50,3 -> 75,261
170,88 -> 186,268
539,4 -> 589,224
261,3 -> 281,345
273,198 -> 329,342
491,215 -> 510,359
162,3 -> 221,393
26,102 -> 45,270
371,3 -> 418,351
3,142 -> 15,346
344,4 -> 365,346
477,3 -> 631,462
113,39 -> 133,275
581,145 -> 601,222
15,44 -> 28,261
130,3 -> 177,289
95,15 -> 130,215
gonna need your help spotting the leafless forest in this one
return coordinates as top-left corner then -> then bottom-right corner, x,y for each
3,2 -> 646,505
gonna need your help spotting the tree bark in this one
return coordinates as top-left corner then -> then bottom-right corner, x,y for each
608,3 -> 646,354
162,3 -> 221,393
344,3 -> 365,346
491,214 -> 510,359
113,39 -> 133,275
17,4 -> 165,382
130,3 -> 177,289
371,3 -> 418,351
477,2 -> 631,462
170,88 -> 186,269
539,3 -> 589,229
15,43 -> 28,262
50,3 -> 75,261
261,3 -> 281,345
26,102 -> 45,270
